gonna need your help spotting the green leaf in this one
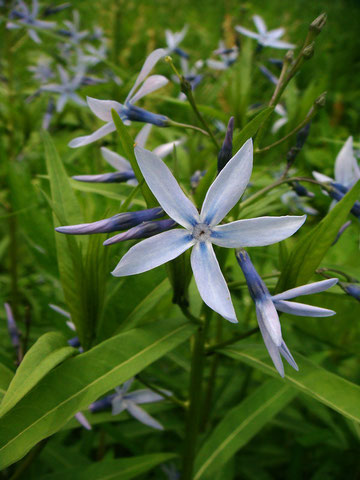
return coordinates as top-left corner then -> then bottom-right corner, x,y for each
221,344 -> 360,422
111,110 -> 157,207
38,453 -> 176,480
0,364 -> 14,401
276,180 -> 360,292
70,179 -> 145,207
0,333 -> 76,417
194,380 -> 295,479
195,107 -> 274,205
0,318 -> 194,468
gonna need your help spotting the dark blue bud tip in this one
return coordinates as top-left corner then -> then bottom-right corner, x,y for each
218,116 -> 235,173
343,283 -> 360,301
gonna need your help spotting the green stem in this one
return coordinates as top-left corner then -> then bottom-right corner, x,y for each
168,119 -> 209,137
181,308 -> 211,479
206,327 -> 259,354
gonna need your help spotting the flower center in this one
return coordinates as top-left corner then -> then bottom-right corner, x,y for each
192,223 -> 211,242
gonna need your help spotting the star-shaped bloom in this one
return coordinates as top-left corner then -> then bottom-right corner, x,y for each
165,25 -> 189,58
236,249 -> 338,376
207,40 -> 239,70
235,15 -> 295,50
60,10 -> 89,45
41,65 -> 86,112
89,378 -> 167,430
73,124 -> 183,185
7,0 -> 56,43
172,58 -> 203,101
68,49 -> 169,148
112,139 -> 306,322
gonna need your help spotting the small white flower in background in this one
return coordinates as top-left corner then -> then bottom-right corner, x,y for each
313,137 -> 360,189
236,249 -> 338,377
172,57 -> 204,101
272,104 -> 288,133
72,124 -> 183,185
112,139 -> 306,323
235,15 -> 295,50
61,10 -> 89,45
41,64 -> 87,112
7,0 -> 56,43
89,378 -> 168,430
68,49 -> 170,148
207,40 -> 238,71
281,191 -> 318,216
28,57 -> 54,84
165,25 -> 189,57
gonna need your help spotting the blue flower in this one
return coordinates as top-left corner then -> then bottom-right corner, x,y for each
68,49 -> 170,148
207,40 -> 238,70
89,378 -> 168,430
236,249 -> 338,376
165,25 -> 189,58
112,139 -> 306,322
73,124 -> 183,185
235,15 -> 295,50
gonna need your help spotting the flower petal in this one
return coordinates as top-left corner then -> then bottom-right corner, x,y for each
127,390 -> 166,404
334,136 -> 360,188
210,215 -> 306,248
265,39 -> 296,49
312,170 -> 333,184
271,117 -> 288,134
112,229 -> 194,276
135,124 -> 152,147
279,341 -> 298,371
74,412 -> 92,430
267,27 -> 285,39
126,401 -> 164,430
273,300 -> 336,317
153,139 -> 183,158
135,146 -> 200,228
256,309 -> 284,377
86,96 -> 122,122
272,278 -> 338,301
256,297 -> 282,346
125,48 -> 167,103
200,138 -> 253,226
252,15 -> 267,34
128,75 -> 169,105
191,242 -> 237,323
100,147 -> 131,171
206,59 -> 227,71
235,25 -> 261,40
68,121 -> 116,148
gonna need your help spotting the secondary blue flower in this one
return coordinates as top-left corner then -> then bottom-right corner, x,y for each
68,49 -> 170,148
7,0 -> 56,43
235,15 -> 295,50
112,139 -> 306,322
4,303 -> 21,351
73,124 -> 183,185
59,10 -> 89,44
236,249 -> 337,376
207,40 -> 238,70
165,25 -> 189,58
313,137 -> 360,215
281,191 -> 318,216
89,378 -> 168,430
55,207 -> 165,235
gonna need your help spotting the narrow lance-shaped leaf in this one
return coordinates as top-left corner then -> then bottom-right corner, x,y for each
276,180 -> 360,291
194,380 -> 296,479
221,344 -> 360,423
0,318 -> 195,469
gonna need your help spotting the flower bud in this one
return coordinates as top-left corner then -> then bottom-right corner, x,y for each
309,13 -> 327,36
314,92 -> 327,108
4,303 -> 21,350
342,283 -> 360,302
73,171 -> 136,183
303,42 -> 315,59
332,220 -> 352,245
291,181 -> 314,198
103,219 -> 177,245
217,117 -> 234,172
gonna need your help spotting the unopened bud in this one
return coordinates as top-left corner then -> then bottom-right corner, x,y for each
342,283 -> 360,302
303,42 -> 315,59
315,92 -> 327,108
309,13 -> 327,35
217,116 -> 234,172
284,50 -> 294,63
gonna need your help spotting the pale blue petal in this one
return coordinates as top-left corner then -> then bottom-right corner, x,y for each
256,297 -> 282,346
135,146 -> 200,229
274,300 -> 336,317
206,59 -> 227,71
111,397 -> 127,416
68,121 -> 116,148
191,242 -> 237,323
235,25 -> 261,40
127,389 -> 166,404
200,138 -> 253,226
112,229 -> 194,277
266,39 -> 296,49
252,15 -> 267,34
267,27 -> 285,39
210,215 -> 306,248
129,75 -> 168,105
74,412 -> 92,430
100,147 -> 131,171
312,171 -> 333,184
125,48 -> 167,103
272,278 -> 338,301
135,124 -> 152,147
153,139 -> 183,158
256,308 -> 284,377
126,401 -> 164,430
334,136 -> 360,188
279,341 -> 298,370
87,96 -> 122,122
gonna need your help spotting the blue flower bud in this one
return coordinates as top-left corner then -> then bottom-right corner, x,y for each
56,207 -> 165,235
104,219 -> 177,245
125,104 -> 169,127
68,336 -> 81,348
292,181 -> 314,198
330,184 -> 360,218
4,303 -> 21,350
296,122 -> 311,149
268,58 -> 283,69
259,65 -> 278,85
174,47 -> 189,59
332,220 -> 352,246
89,394 -> 115,413
218,117 -> 234,173
73,170 -> 136,183
190,170 -> 206,189
343,284 -> 360,301
235,250 -> 270,302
